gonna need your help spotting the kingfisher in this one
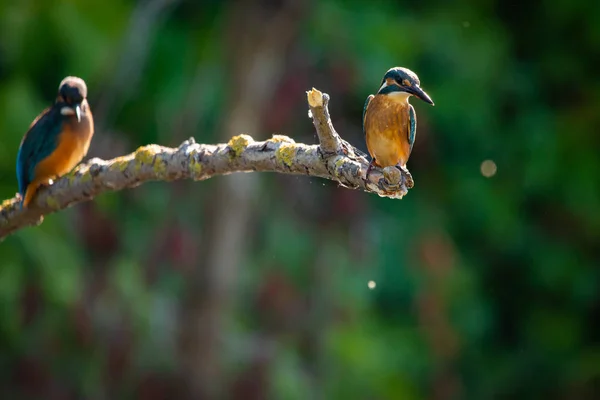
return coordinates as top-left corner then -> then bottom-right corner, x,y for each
16,76 -> 94,208
363,67 -> 434,174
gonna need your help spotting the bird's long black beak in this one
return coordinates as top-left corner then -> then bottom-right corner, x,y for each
410,85 -> 434,106
74,104 -> 82,122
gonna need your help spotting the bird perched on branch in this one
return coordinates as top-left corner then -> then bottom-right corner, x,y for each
16,76 -> 94,208
363,67 -> 434,174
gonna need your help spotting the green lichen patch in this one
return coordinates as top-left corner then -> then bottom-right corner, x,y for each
269,134 -> 295,144
276,144 -> 297,167
228,134 -> 254,158
64,165 -> 82,183
109,158 -> 130,173
45,196 -> 60,209
188,153 -> 203,179
1,197 -> 18,210
153,157 -> 168,178
80,173 -> 92,184
67,171 -> 92,186
133,145 -> 159,173
334,157 -> 346,177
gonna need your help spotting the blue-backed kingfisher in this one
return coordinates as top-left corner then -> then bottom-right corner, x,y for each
363,67 -> 434,174
16,76 -> 94,208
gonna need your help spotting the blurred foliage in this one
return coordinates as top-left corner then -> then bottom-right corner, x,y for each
0,0 -> 599,399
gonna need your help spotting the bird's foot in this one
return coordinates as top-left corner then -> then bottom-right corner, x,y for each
378,167 -> 402,193
370,167 -> 406,198
397,165 -> 414,189
363,160 -> 413,198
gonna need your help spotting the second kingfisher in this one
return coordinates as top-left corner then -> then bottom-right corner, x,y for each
363,67 -> 434,173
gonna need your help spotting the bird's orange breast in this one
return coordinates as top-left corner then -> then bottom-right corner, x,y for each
34,113 -> 94,181
364,95 -> 411,168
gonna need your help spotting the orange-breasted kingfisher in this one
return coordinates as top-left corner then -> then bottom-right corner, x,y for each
16,76 -> 94,208
363,67 -> 434,174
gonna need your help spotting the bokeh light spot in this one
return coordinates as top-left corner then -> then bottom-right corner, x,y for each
480,160 -> 497,178
368,280 -> 376,289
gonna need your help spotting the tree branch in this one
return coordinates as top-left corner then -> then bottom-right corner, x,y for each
0,88 -> 413,240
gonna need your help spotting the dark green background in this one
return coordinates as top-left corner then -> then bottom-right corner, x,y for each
0,0 -> 598,399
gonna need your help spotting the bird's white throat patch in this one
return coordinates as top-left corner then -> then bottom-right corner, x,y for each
60,106 -> 75,116
387,91 -> 412,103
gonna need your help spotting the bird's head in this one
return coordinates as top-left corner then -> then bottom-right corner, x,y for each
57,76 -> 88,122
377,67 -> 434,106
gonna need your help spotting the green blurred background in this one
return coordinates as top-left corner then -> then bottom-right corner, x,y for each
1,0 -> 599,399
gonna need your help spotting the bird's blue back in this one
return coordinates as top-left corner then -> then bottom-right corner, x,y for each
16,107 -> 63,197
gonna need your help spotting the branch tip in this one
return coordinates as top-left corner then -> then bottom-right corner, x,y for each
307,88 -> 323,108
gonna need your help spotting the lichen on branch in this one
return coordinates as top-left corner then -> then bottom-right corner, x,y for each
0,88 -> 413,240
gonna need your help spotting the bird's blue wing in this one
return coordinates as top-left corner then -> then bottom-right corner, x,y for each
362,94 -> 374,135
16,108 -> 62,196
408,104 -> 417,153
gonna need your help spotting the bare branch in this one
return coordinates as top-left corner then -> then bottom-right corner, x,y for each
0,88 -> 413,240
307,87 -> 344,154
